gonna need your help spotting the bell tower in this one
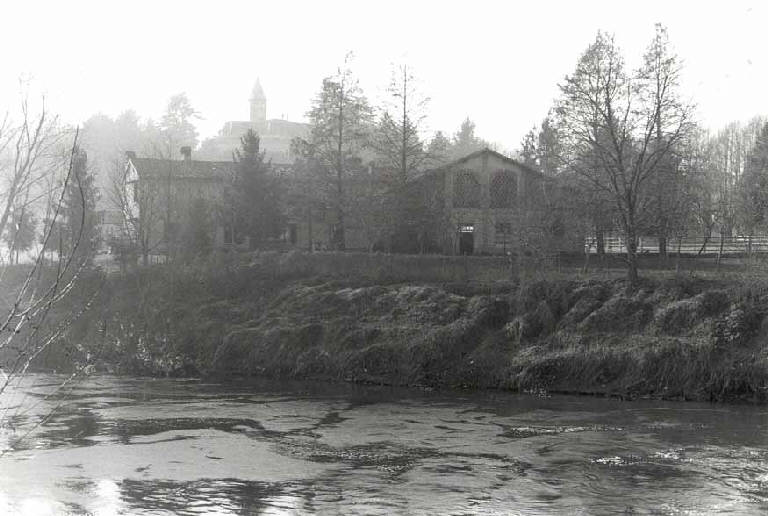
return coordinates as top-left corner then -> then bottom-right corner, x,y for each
250,78 -> 267,133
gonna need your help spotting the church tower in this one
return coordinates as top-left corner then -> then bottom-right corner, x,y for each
250,79 -> 267,133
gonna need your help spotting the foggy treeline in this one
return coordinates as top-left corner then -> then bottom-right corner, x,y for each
3,26 -> 768,285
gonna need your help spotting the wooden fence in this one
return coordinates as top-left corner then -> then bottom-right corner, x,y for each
585,235 -> 768,255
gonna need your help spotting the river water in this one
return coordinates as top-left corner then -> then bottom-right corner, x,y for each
1,374 -> 768,515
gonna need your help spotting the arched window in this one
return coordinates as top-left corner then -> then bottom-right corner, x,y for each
490,169 -> 517,208
453,171 -> 481,208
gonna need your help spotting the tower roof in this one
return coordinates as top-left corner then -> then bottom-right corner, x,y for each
250,79 -> 265,101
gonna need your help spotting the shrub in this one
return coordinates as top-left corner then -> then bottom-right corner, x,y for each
713,304 -> 764,348
699,290 -> 730,316
560,296 -> 603,329
505,312 -> 543,343
578,293 -> 654,333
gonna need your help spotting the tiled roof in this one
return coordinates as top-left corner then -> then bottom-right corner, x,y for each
408,148 -> 550,184
130,157 -> 235,180
266,119 -> 309,137
447,148 -> 543,176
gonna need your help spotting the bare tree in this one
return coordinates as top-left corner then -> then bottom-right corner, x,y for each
554,28 -> 693,287
0,99 -> 63,248
108,156 -> 162,267
735,121 -> 768,258
1,103 -> 92,440
697,117 -> 766,262
3,188 -> 36,265
683,132 -> 718,255
371,64 -> 430,183
370,64 -> 432,252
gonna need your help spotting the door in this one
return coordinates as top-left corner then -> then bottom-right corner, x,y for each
459,223 -> 475,255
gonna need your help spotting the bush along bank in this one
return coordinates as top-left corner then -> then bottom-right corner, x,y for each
65,258 -> 768,402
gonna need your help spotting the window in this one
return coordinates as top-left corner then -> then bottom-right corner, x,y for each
548,216 -> 565,238
453,171 -> 481,208
490,170 -> 517,208
495,222 -> 513,245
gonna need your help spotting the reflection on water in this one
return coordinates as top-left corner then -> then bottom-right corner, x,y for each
1,375 -> 768,514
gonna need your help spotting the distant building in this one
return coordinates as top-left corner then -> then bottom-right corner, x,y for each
284,149 -> 581,255
197,79 -> 309,164
409,148 -> 581,255
123,147 -> 237,260
122,145 -> 578,260
281,165 -> 373,253
97,208 -> 124,250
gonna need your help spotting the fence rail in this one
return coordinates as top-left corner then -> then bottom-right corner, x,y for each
585,235 -> 768,255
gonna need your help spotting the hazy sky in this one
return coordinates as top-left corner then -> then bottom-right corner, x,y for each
1,0 -> 766,152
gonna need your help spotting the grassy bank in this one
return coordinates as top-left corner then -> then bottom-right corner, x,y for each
38,251 -> 768,402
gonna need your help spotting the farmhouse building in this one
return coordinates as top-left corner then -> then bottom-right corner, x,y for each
284,149 -> 581,255
123,147 -> 237,259
412,148 -> 581,255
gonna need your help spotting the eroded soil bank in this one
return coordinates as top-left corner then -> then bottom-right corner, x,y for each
48,254 -> 768,402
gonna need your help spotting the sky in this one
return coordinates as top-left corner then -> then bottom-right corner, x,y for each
1,0 -> 767,153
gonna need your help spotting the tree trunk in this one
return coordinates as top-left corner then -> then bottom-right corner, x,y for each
697,228 -> 711,256
595,229 -> 605,257
717,230 -> 725,270
625,227 -> 639,289
307,205 -> 314,252
336,86 -> 346,252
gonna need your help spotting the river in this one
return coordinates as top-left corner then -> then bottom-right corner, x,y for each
1,374 -> 768,515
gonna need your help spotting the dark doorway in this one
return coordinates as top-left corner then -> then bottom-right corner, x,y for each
459,223 -> 475,255
288,224 -> 298,245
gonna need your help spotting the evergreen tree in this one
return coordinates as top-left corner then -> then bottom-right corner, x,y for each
307,57 -> 372,250
537,116 -> 562,176
46,147 -> 100,265
517,116 -> 562,175
450,118 -> 487,159
180,198 -> 213,260
427,131 -> 451,166
519,127 -> 538,167
232,130 -> 283,247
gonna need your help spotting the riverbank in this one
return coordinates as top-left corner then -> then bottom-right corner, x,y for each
205,272 -> 768,402
29,252 -> 768,402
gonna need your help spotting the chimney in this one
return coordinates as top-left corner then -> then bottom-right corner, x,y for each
125,150 -> 136,161
180,146 -> 192,162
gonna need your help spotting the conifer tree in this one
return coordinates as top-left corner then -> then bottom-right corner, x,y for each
45,147 -> 100,265
307,56 -> 372,250
231,130 -> 283,247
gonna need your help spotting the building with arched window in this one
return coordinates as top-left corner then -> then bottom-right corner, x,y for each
412,148 -> 580,255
